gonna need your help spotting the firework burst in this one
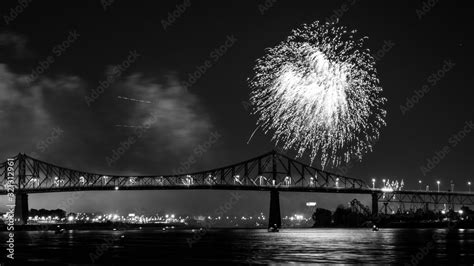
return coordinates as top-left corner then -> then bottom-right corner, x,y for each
249,21 -> 386,167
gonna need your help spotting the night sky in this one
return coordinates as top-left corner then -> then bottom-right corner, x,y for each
1,0 -> 473,216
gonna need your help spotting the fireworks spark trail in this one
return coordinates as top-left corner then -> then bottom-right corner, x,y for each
249,20 -> 387,168
117,96 -> 152,104
114,125 -> 145,128
246,125 -> 260,144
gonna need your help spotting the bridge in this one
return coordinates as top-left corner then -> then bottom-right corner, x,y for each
2,151 -> 474,227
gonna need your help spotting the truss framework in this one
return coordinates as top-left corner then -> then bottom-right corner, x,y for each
378,191 -> 474,213
1,151 -> 366,193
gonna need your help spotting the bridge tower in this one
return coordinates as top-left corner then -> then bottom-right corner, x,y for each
268,189 -> 281,229
371,192 -> 379,216
14,154 -> 29,225
268,151 -> 281,229
14,193 -> 28,225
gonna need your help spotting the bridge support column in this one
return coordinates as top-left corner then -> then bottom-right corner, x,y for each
268,190 -> 281,229
14,192 -> 29,225
371,193 -> 378,216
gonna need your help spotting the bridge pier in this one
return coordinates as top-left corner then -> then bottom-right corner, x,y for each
371,193 -> 379,216
14,192 -> 29,225
268,190 -> 281,229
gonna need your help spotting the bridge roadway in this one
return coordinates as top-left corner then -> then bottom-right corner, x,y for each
2,151 -> 474,227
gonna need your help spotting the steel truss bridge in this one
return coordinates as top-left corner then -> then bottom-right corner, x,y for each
376,190 -> 474,214
2,151 -> 474,226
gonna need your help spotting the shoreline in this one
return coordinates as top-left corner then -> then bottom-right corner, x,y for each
1,222 -> 474,231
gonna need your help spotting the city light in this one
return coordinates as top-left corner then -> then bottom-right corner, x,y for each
418,180 -> 422,190
372,178 -> 375,189
3,211 -> 315,227
115,186 -> 119,190
306,202 -> 317,207
379,178 -> 404,192
437,180 -> 440,192
469,181 -> 471,193
381,187 -> 394,193
458,210 -> 464,215
233,175 -> 242,185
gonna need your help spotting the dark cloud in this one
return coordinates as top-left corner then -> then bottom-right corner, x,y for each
0,63 -> 214,175
0,32 -> 32,59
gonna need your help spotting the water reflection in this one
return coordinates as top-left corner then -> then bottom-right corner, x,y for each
1,228 -> 473,264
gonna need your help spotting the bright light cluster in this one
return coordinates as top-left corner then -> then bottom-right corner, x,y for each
249,21 -> 386,167
381,179 -> 404,192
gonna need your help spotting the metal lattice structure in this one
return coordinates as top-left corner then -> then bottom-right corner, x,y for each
1,151 -> 367,194
378,190 -> 474,213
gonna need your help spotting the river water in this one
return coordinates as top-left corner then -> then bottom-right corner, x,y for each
1,228 -> 474,264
